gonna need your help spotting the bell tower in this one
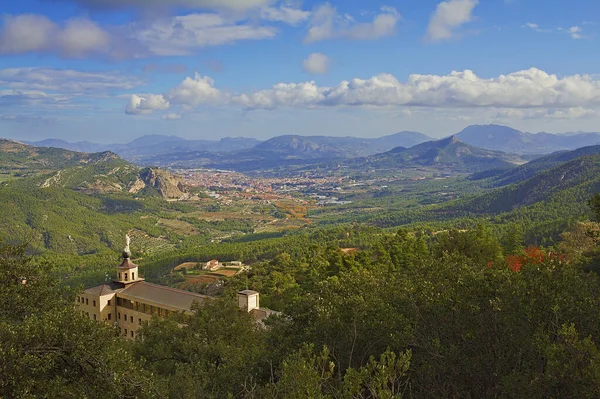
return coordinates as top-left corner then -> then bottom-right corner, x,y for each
115,234 -> 142,284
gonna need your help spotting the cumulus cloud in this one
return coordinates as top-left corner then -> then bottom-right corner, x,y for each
166,73 -> 225,106
0,68 -> 143,92
302,53 -> 330,74
126,68 -> 600,120
0,11 -> 279,59
426,0 -> 478,42
260,5 -> 311,25
126,94 -> 170,115
0,14 -> 110,57
305,4 -> 399,43
132,13 -> 276,56
46,0 -> 275,12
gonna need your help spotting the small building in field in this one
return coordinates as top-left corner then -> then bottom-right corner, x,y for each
204,259 -> 222,271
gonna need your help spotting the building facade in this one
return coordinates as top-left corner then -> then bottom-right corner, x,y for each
78,251 -> 268,339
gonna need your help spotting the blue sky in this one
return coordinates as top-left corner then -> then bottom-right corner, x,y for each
1,0 -> 600,143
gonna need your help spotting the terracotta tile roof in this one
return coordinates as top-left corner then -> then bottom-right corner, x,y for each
83,281 -> 123,296
118,281 -> 211,312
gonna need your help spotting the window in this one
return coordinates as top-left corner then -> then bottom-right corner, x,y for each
124,273 -> 128,281
108,313 -> 112,321
93,300 -> 96,307
131,331 -> 134,338
86,298 -> 88,305
118,312 -> 121,320
108,299 -> 111,306
130,316 -> 133,323
139,318 -> 142,325
87,312 -> 89,317
124,329 -> 127,336
132,272 -> 135,280
77,297 -> 80,303
93,314 -> 97,320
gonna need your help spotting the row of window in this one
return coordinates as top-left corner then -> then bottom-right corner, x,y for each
118,327 -> 135,338
116,297 -> 170,317
77,297 -> 96,307
77,297 -> 112,307
116,312 -> 143,325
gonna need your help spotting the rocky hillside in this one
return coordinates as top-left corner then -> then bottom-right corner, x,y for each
139,168 -> 187,199
0,139 -> 187,199
0,139 -> 120,179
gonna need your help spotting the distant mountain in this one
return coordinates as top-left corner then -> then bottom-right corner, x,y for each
456,124 -> 600,154
361,136 -> 526,173
252,136 -> 350,159
22,132 -> 433,167
232,132 -> 434,160
24,139 -> 107,153
25,135 -> 263,163
370,131 -> 432,153
476,144 -> 600,187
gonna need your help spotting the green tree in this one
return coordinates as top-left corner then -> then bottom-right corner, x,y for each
0,243 -> 153,398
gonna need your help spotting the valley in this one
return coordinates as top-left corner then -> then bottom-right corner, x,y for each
3,126 -> 600,291
5,126 -> 600,398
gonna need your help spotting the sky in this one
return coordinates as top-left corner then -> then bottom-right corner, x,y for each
1,0 -> 600,143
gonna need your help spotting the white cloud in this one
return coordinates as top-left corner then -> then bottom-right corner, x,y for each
132,13 -> 276,56
0,68 -> 143,93
0,11 -> 279,59
0,14 -> 110,58
567,26 -> 582,39
126,68 -> 600,120
50,0 -> 276,12
497,107 -> 598,120
260,6 -> 311,25
125,94 -> 170,115
166,73 -> 225,106
305,4 -> 400,43
302,53 -> 330,74
426,0 -> 478,42
522,22 -> 551,33
163,113 -> 182,120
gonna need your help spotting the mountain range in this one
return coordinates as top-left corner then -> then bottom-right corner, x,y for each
22,125 -> 600,170
454,125 -> 600,154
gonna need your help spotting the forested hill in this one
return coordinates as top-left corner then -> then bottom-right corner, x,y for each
0,140 -> 187,199
0,139 -> 119,178
457,155 -> 600,214
477,144 -> 600,187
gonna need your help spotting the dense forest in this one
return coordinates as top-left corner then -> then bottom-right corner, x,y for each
4,198 -> 600,398
5,141 -> 600,397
